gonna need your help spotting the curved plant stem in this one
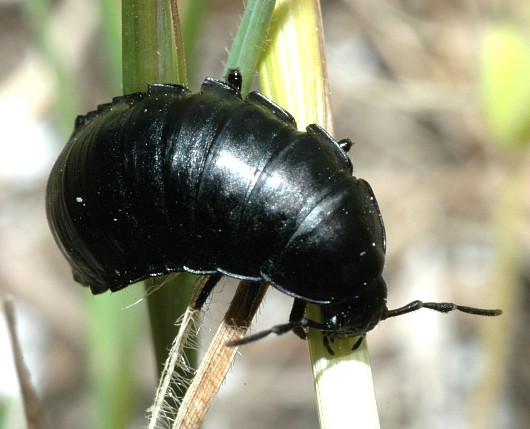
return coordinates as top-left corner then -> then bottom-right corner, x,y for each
223,0 -> 276,95
258,1 -> 380,428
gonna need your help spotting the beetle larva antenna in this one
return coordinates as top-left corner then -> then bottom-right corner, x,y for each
226,317 -> 331,347
383,300 -> 502,320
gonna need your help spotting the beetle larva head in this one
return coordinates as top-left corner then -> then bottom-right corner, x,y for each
321,277 -> 388,337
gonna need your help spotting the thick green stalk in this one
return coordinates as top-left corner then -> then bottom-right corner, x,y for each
121,0 -> 195,378
122,0 -> 187,93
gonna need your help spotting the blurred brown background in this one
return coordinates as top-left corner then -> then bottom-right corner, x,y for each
0,1 -> 529,428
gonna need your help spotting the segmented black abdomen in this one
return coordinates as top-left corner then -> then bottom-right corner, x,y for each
46,78 -> 363,296
47,76 -> 502,343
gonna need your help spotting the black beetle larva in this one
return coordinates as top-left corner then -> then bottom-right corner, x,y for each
46,72 -> 501,347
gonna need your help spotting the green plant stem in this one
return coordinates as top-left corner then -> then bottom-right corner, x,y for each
223,0 -> 276,95
258,1 -> 380,428
122,0 -> 187,93
121,0 -> 195,379
145,274 -> 199,376
306,305 -> 380,429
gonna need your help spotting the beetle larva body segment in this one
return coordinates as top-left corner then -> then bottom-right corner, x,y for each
46,77 -> 385,308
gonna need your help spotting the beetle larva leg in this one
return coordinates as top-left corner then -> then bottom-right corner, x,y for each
289,299 -> 308,340
351,335 -> 365,351
239,281 -> 268,321
226,314 -> 334,347
192,273 -> 223,310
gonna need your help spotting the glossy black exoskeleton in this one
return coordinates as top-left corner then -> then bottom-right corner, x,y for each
46,71 -> 501,348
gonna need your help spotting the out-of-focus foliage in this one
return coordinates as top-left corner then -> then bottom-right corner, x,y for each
480,24 -> 530,150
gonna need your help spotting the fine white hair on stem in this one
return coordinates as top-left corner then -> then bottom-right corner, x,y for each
147,306 -> 201,429
123,273 -> 182,310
